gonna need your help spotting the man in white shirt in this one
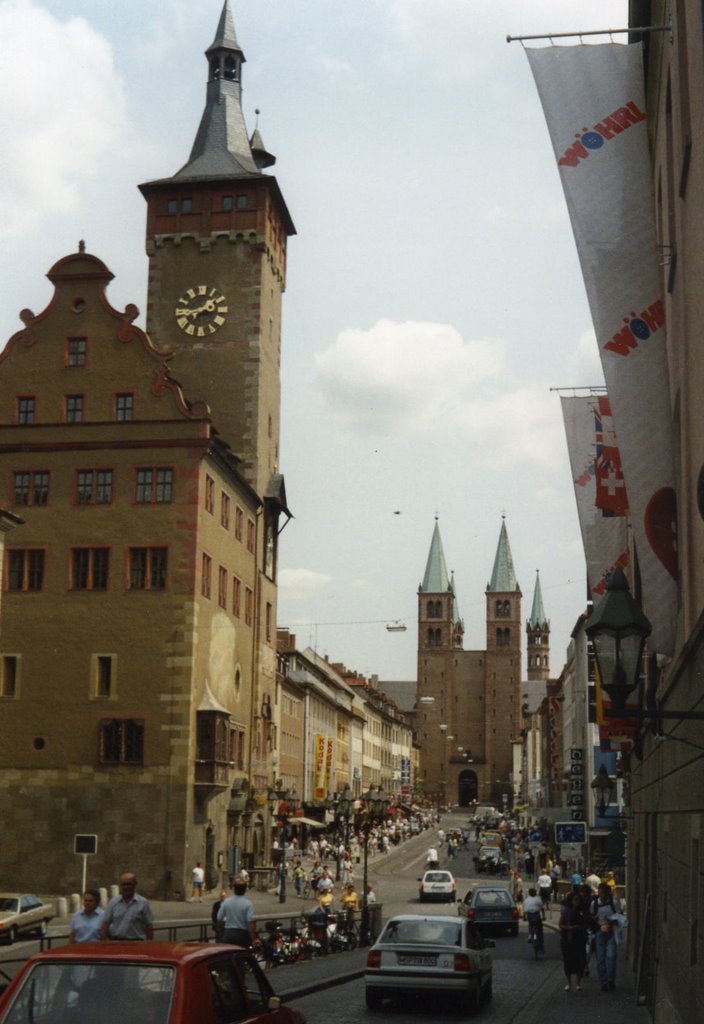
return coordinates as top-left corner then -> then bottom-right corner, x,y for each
426,845 -> 439,867
523,887 -> 545,950
537,871 -> 552,908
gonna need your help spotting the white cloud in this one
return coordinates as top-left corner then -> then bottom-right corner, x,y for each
0,0 -> 129,235
567,329 -> 606,385
453,386 -> 564,469
315,319 -> 504,435
278,568 -> 333,601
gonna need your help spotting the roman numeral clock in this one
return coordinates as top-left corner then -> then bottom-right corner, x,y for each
174,285 -> 229,337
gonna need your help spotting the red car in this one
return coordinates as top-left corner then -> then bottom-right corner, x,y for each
0,941 -> 306,1024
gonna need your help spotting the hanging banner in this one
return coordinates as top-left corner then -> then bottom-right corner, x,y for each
314,734 -> 326,800
561,394 -> 629,599
527,43 -> 677,655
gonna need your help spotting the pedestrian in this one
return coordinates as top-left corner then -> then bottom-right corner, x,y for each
317,866 -> 334,898
365,883 -> 377,904
510,868 -> 523,905
69,889 -> 103,943
100,874 -> 154,941
537,869 -> 552,909
550,862 -> 562,901
217,880 -> 259,949
293,859 -> 305,897
604,870 -> 618,892
190,861 -> 205,902
558,891 -> 588,991
426,844 -> 439,867
585,866 -> 601,894
590,881 -> 622,992
211,889 -> 228,941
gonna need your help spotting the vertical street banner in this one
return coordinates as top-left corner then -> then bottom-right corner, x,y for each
527,43 -> 677,655
561,394 -> 629,600
324,738 -> 334,796
314,734 -> 326,800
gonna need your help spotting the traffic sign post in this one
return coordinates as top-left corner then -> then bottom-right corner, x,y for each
74,834 -> 98,894
555,821 -> 587,845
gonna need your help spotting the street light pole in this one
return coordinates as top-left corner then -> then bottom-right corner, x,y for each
359,784 -> 390,947
333,783 -> 353,882
268,784 -> 299,905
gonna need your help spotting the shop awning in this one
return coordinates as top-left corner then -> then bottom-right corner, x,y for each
289,816 -> 326,828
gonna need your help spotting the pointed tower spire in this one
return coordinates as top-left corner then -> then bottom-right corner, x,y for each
488,517 -> 519,592
173,0 -> 268,179
421,520 -> 450,593
527,570 -> 549,630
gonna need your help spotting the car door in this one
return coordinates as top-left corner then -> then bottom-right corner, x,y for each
19,897 -> 39,936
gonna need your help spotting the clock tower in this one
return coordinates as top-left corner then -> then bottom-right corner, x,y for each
139,0 -> 295,496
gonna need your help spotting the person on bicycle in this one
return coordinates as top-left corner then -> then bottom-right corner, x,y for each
538,870 -> 553,910
523,887 -> 545,951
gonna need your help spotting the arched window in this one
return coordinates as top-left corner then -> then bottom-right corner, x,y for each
224,56 -> 238,81
210,58 -> 220,80
496,628 -> 504,646
504,628 -> 511,645
503,600 -> 510,617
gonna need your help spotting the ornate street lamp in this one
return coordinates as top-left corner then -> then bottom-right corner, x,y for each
268,784 -> 299,904
358,784 -> 391,946
591,764 -> 616,817
584,567 -> 651,711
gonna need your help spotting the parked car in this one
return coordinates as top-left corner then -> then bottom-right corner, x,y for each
457,885 -> 520,936
418,870 -> 456,903
0,941 -> 306,1024
365,914 -> 493,1012
0,894 -> 54,945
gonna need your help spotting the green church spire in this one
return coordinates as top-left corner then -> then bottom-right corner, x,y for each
421,520 -> 450,593
527,570 -> 549,630
488,518 -> 519,592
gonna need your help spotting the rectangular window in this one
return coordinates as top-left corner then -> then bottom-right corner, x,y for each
246,518 -> 255,553
181,197 -> 192,213
236,194 -> 248,209
205,475 -> 215,514
167,199 -> 177,214
76,469 -> 113,505
128,547 -> 168,590
202,553 -> 212,599
235,506 -> 244,542
99,718 -> 144,765
66,337 -> 87,366
266,602 -> 272,643
71,548 -> 109,590
12,471 -> 48,506
221,492 -> 230,530
222,195 -> 233,211
244,586 -> 254,626
115,393 -> 134,421
7,549 -> 45,592
17,397 -> 35,425
95,655 -> 114,699
135,467 -> 173,503
232,576 -> 241,618
1,656 -> 18,698
65,394 -> 84,423
218,565 -> 227,608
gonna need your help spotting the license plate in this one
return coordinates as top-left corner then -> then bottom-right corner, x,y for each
397,954 -> 437,966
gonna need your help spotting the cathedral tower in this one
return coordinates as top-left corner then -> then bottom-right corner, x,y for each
526,570 -> 550,682
139,0 -> 295,497
484,518 -> 522,806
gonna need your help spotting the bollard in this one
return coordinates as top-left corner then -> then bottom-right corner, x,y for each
99,886 -> 108,908
56,897 -> 69,919
69,893 -> 81,913
109,884 -> 119,900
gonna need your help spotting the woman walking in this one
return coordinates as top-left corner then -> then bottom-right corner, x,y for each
559,891 -> 588,991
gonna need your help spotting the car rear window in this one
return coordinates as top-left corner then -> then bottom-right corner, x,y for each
475,890 -> 512,906
424,873 -> 451,883
3,963 -> 174,1024
381,920 -> 462,946
0,898 -> 20,912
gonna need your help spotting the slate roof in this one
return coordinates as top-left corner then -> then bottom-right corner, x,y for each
527,570 -> 549,630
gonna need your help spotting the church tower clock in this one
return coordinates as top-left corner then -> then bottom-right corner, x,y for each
139,0 -> 295,498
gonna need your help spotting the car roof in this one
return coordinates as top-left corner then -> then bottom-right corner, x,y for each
21,942 -> 246,968
384,914 -> 464,925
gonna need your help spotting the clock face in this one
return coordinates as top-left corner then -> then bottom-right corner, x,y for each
174,285 -> 229,336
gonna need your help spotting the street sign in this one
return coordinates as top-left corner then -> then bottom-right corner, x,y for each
74,834 -> 98,855
555,821 -> 587,845
529,829 -> 543,843
560,843 -> 583,859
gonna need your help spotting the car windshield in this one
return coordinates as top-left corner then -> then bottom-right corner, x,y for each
0,899 -> 20,913
424,873 -> 450,883
475,890 -> 512,907
2,963 -> 175,1024
381,920 -> 463,946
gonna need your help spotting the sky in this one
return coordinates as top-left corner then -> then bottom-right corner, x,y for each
0,0 -> 630,682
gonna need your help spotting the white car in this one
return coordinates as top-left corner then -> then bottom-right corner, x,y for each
365,914 -> 493,1012
418,870 -> 456,903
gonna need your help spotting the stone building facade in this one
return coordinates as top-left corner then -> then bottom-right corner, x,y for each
0,1 -> 292,897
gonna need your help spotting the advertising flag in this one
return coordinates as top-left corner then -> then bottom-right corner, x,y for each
528,43 -> 677,655
561,394 -> 629,600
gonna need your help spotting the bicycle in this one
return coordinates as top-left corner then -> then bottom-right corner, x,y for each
526,913 -> 545,958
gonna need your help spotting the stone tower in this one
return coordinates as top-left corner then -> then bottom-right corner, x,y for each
484,518 -> 522,806
526,570 -> 550,682
138,0 -> 295,497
